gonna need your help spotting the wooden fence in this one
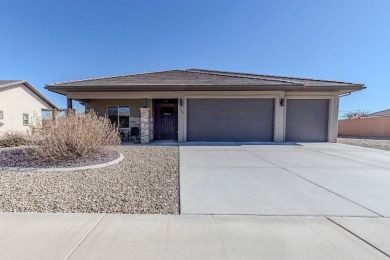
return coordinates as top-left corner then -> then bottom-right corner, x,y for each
338,117 -> 390,137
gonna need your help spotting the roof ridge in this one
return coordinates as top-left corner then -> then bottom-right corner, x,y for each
185,69 -> 302,85
187,69 -> 363,85
46,69 -> 182,86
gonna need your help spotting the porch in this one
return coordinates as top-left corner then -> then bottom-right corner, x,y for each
78,98 -> 179,144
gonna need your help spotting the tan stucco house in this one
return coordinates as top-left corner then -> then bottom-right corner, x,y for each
46,69 -> 364,143
0,80 -> 57,135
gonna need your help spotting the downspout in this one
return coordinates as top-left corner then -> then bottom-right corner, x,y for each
339,92 -> 351,98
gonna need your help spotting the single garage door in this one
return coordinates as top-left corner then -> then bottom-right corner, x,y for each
285,99 -> 329,142
187,99 -> 274,141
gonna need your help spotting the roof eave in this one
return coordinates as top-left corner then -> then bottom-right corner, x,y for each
46,83 -> 365,93
301,84 -> 365,91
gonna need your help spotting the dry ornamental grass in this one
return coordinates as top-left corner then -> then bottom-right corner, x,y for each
28,110 -> 121,160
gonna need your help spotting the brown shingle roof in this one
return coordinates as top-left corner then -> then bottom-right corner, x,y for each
187,69 -> 362,87
46,69 -> 365,93
0,80 -> 24,88
364,109 -> 390,117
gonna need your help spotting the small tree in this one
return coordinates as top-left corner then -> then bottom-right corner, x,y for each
28,110 -> 121,160
343,109 -> 369,119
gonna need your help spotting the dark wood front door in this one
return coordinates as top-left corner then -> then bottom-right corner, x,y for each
154,101 -> 178,140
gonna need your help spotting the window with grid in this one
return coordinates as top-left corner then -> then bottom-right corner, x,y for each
23,113 -> 29,126
107,106 -> 130,128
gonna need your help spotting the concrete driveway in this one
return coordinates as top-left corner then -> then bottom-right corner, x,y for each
180,143 -> 390,217
1,143 -> 390,259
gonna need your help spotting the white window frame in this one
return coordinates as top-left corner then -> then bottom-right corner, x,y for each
107,105 -> 130,129
23,113 -> 29,126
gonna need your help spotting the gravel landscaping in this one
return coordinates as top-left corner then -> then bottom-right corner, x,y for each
338,136 -> 390,151
0,147 -> 120,168
0,146 -> 179,214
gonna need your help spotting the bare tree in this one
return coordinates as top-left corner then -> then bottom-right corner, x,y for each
343,109 -> 370,119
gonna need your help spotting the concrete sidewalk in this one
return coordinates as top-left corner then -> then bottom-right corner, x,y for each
0,213 -> 389,259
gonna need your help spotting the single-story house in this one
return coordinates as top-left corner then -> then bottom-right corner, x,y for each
363,109 -> 390,118
0,80 -> 57,135
46,69 -> 364,143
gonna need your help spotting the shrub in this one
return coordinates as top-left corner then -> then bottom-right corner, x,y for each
28,110 -> 121,160
0,132 -> 27,148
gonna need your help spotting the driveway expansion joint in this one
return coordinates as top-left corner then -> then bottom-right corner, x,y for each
326,217 -> 390,258
243,147 -> 384,218
181,213 -> 383,217
66,213 -> 106,260
302,146 -> 390,170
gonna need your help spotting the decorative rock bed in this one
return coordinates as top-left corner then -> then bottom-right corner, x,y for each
0,146 -> 179,214
338,136 -> 390,151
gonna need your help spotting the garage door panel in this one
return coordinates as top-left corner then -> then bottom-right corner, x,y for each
286,99 -> 329,142
187,99 -> 274,142
287,121 -> 328,136
287,110 -> 328,121
287,99 -> 329,110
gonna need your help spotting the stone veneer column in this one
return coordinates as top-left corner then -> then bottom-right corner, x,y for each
140,108 -> 150,144
149,117 -> 154,141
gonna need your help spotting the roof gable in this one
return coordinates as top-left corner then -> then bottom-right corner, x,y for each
0,80 -> 57,109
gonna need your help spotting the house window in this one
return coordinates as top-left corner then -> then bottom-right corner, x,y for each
0,110 -> 3,119
23,113 -> 29,126
108,106 -> 130,128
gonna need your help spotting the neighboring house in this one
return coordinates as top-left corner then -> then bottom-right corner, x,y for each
363,109 -> 390,118
0,80 -> 57,135
339,108 -> 390,137
46,69 -> 364,143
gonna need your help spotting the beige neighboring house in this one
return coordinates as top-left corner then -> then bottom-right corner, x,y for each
0,80 -> 57,135
46,69 -> 364,143
363,109 -> 390,118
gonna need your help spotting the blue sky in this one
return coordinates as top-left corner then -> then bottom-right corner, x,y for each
1,0 -> 389,115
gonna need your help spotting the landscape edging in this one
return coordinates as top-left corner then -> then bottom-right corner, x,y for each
0,153 -> 124,172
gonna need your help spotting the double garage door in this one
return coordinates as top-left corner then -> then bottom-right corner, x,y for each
187,98 -> 329,142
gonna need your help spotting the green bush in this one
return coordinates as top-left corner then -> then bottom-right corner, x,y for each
0,133 -> 27,148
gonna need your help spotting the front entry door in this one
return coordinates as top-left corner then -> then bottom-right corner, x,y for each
154,101 -> 178,140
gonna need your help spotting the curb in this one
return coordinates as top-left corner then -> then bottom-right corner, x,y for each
0,153 -> 124,172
